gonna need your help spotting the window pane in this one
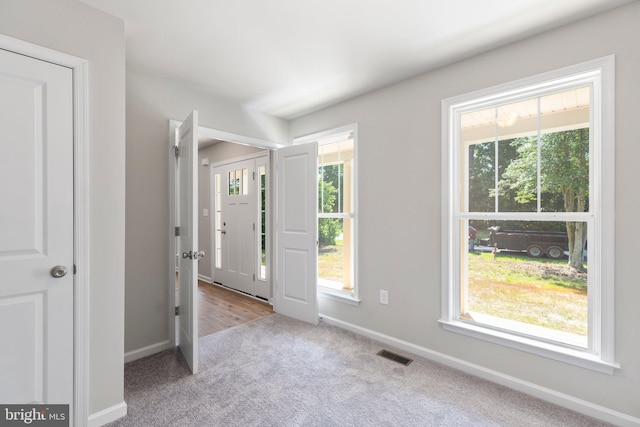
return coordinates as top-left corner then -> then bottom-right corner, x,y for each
259,234 -> 266,280
318,218 -> 353,292
467,141 -> 495,212
495,99 -> 539,213
497,138 -> 538,212
214,174 -> 222,269
228,171 -> 234,195
540,87 -> 590,213
242,168 -> 249,195
318,165 -> 342,213
464,219 -> 587,347
259,166 -> 266,280
234,169 -> 241,195
318,139 -> 354,214
463,96 -> 590,214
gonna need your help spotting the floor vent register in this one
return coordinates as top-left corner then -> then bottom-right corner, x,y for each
376,349 -> 413,366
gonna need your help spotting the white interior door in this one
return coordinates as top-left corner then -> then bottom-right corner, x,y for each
0,49 -> 74,404
177,111 -> 199,374
275,143 -> 318,324
214,159 -> 256,295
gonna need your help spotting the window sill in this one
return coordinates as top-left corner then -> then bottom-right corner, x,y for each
319,287 -> 361,306
438,319 -> 620,375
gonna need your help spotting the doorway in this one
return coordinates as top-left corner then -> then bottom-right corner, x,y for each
169,122 -> 283,353
0,35 -> 90,425
169,118 -> 320,372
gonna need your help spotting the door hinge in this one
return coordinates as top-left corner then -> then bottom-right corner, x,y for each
253,273 -> 255,282
175,226 -> 180,236
175,306 -> 180,316
253,171 -> 256,180
252,222 -> 255,231
73,264 -> 77,275
174,145 -> 180,157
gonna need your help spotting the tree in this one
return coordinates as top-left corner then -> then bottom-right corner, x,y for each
318,179 -> 340,246
469,139 -> 534,213
319,164 -> 343,210
500,129 -> 589,270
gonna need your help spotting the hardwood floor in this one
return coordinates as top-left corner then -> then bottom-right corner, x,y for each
198,280 -> 274,337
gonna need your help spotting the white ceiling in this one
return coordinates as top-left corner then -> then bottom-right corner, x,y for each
79,0 -> 632,120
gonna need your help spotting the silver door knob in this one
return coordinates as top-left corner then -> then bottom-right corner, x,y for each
50,265 -> 68,278
197,251 -> 205,259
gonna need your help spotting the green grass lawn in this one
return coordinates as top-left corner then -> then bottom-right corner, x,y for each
467,252 -> 588,336
318,243 -> 587,337
318,243 -> 343,283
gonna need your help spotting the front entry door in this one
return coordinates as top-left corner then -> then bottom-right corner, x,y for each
0,49 -> 74,404
214,159 -> 256,295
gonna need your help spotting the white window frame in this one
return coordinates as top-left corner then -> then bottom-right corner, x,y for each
294,124 -> 360,306
440,57 -> 618,374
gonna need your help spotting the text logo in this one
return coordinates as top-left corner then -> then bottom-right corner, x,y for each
0,405 -> 68,426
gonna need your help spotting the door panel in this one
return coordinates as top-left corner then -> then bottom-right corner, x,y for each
275,143 -> 318,324
0,49 -> 73,403
177,111 -> 199,374
215,159 -> 256,295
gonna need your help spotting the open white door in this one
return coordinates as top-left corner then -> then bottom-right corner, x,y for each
275,143 -> 318,324
177,111 -> 199,373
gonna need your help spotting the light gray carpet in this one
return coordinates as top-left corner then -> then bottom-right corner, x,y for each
109,314 -> 608,426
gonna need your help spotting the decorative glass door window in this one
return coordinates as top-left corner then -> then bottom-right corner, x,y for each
228,168 -> 249,196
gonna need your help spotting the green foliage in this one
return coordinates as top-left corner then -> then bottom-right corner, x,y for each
318,178 -> 341,245
500,129 -> 589,211
319,164 -> 343,212
319,218 -> 341,246
468,139 -> 532,212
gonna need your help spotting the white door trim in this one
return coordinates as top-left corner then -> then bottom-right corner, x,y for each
0,34 -> 90,426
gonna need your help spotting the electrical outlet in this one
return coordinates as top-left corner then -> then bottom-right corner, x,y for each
380,290 -> 389,305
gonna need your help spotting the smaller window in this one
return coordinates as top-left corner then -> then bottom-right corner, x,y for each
295,124 -> 359,304
258,164 -> 267,281
214,173 -> 222,269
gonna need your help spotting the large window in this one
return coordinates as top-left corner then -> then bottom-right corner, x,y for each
441,58 -> 617,373
294,125 -> 358,304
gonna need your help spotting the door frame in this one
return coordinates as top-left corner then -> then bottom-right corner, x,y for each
0,34 -> 90,425
167,122 -> 282,346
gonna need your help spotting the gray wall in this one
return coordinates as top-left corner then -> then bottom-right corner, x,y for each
289,2 -> 640,418
198,142 -> 266,281
125,68 -> 287,353
0,0 -> 126,416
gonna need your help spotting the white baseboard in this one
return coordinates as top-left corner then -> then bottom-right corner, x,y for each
88,401 -> 127,427
198,274 -> 212,283
320,315 -> 640,427
124,340 -> 172,363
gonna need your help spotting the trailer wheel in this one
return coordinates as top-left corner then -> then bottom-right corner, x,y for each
546,246 -> 564,259
527,244 -> 543,258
